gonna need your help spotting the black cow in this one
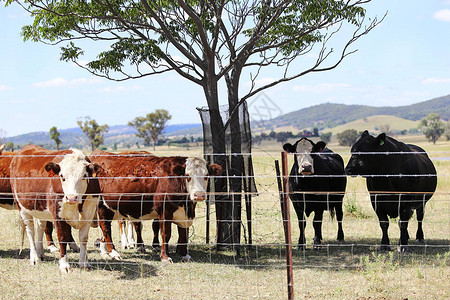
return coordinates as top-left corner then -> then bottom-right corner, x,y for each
283,138 -> 347,249
344,131 -> 437,252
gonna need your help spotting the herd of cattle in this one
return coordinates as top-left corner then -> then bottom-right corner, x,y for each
0,130 -> 437,272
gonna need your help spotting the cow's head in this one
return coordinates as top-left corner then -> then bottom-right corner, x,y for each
172,157 -> 222,202
344,130 -> 386,176
45,149 -> 102,204
283,138 -> 326,175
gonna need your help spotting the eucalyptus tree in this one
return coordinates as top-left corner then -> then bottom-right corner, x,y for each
128,109 -> 172,150
77,116 -> 109,151
7,0 -> 382,245
49,126 -> 62,150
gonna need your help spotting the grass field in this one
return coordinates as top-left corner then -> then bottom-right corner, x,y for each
0,136 -> 449,299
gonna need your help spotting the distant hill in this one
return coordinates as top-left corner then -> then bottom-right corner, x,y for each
261,94 -> 450,132
4,94 -> 449,148
325,115 -> 419,135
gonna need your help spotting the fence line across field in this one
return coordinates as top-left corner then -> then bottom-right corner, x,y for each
2,150 -> 450,157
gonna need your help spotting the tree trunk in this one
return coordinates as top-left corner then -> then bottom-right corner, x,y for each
201,74 -> 230,248
224,71 -> 243,248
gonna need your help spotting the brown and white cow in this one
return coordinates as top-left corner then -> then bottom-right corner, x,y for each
0,146 -> 80,254
10,145 -> 101,272
90,150 -> 222,263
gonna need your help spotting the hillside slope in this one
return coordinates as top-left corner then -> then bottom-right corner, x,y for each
268,94 -> 449,131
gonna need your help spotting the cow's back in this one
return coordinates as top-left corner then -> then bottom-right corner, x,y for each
10,146 -> 71,209
366,142 -> 437,195
90,150 -> 189,218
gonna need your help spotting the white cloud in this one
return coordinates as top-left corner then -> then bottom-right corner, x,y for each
292,83 -> 351,92
32,77 -> 103,88
421,77 -> 450,84
0,84 -> 13,91
433,9 -> 450,22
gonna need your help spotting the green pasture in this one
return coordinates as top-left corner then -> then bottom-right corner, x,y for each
0,136 -> 448,299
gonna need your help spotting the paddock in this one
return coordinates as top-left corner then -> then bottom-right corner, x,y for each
0,139 -> 448,299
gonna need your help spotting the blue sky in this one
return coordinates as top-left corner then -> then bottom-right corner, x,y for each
1,1 -> 450,137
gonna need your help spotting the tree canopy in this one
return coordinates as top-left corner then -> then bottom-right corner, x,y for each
128,109 -> 172,150
77,116 -> 109,151
419,113 -> 445,144
49,126 -> 62,150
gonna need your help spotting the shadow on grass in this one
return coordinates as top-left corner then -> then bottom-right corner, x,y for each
178,238 -> 449,271
1,238 -> 448,278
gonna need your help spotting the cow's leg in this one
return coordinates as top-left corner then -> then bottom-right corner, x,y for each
335,204 -> 345,243
118,219 -> 129,249
152,219 -> 161,252
44,221 -> 59,253
35,219 -> 46,259
133,221 -> 145,253
312,210 -> 323,249
297,211 -> 306,250
78,221 -> 91,269
377,212 -> 391,251
159,217 -> 173,264
54,220 -> 72,273
68,230 -> 80,253
177,226 -> 191,262
398,209 -> 413,252
415,205 -> 425,244
20,211 -> 40,265
97,204 -> 121,260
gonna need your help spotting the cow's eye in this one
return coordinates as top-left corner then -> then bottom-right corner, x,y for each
60,175 -> 66,182
204,176 -> 208,181
187,177 -> 192,182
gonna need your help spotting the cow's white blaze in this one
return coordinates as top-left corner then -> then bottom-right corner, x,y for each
295,139 -> 315,175
185,157 -> 209,201
57,149 -> 91,204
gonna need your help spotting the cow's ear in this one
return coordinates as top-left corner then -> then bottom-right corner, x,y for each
283,143 -> 296,153
314,141 -> 326,152
45,162 -> 60,176
208,164 -> 223,176
86,163 -> 103,177
172,164 -> 186,176
376,133 -> 386,146
362,130 -> 369,137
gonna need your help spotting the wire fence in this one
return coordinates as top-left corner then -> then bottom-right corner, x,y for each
0,150 -> 449,299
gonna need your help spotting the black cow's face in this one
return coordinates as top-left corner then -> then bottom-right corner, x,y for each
345,130 -> 386,176
283,138 -> 326,175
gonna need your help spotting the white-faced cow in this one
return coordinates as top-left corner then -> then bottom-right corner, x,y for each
344,131 -> 437,252
10,145 -> 101,272
283,138 -> 347,249
1,146 -> 79,254
90,150 -> 222,263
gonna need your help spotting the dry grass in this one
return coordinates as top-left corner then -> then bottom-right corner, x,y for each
0,137 -> 449,299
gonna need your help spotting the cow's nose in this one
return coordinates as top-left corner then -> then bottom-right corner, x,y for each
302,164 -> 312,173
64,195 -> 80,204
193,191 -> 207,201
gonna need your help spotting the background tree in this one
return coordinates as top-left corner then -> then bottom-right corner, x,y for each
6,142 -> 15,152
276,131 -> 293,144
320,132 -> 332,144
337,129 -> 359,146
77,116 -> 109,151
444,121 -> 450,141
49,126 -> 62,150
419,113 -> 445,144
128,109 -> 172,150
10,0 -> 381,246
